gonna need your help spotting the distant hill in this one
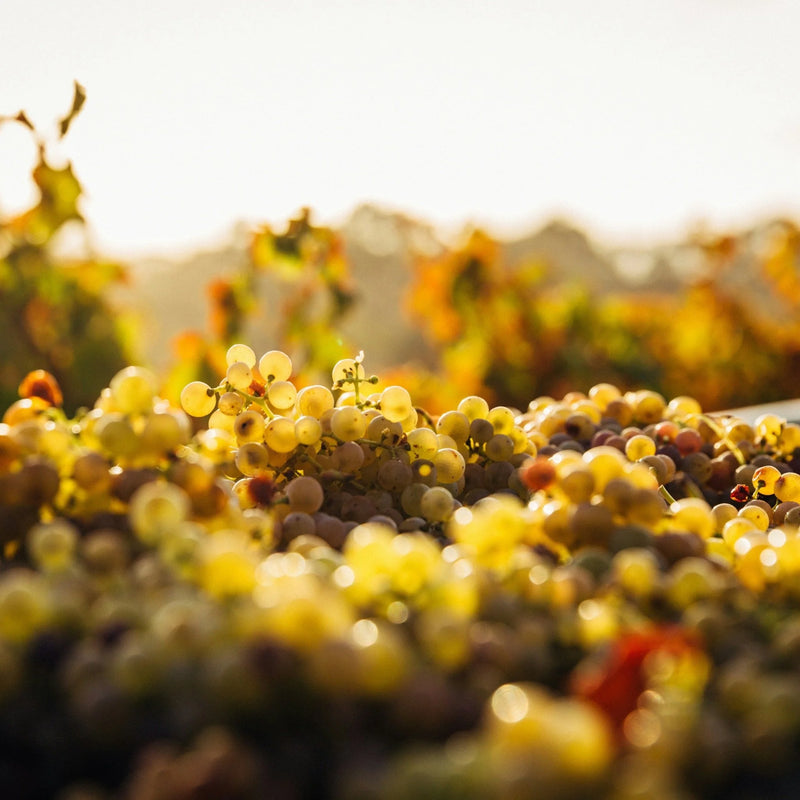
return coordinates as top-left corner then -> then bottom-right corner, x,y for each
114,205 -> 794,372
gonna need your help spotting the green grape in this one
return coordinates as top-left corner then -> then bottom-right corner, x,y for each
226,342 -> 256,368
401,482 -> 430,517
264,416 -> 298,453
755,412 -> 785,446
0,569 -> 51,643
433,448 -> 465,484
267,380 -> 297,411
380,385 -> 413,423
258,349 -> 293,382
109,366 -> 158,415
711,502 -> 738,533
218,391 -> 244,416
37,420 -> 72,461
295,415 -> 323,446
752,464 -> 782,496
281,511 -> 317,542
420,485 -> 455,523
739,501 -> 771,531
588,381 -> 621,409
296,384 -> 334,418
27,519 -> 79,572
366,414 -> 403,445
72,450 -> 111,492
129,480 -> 191,546
233,409 -> 267,444
406,427 -> 438,461
235,442 -> 270,476
775,472 -> 800,503
331,407 -> 368,442
487,405 -> 516,435
226,361 -> 253,392
612,547 -> 660,597
399,406 -> 418,432
208,408 -> 236,433
485,433 -> 514,462
95,413 -> 140,458
436,411 -> 470,443
624,433 -> 656,461
141,409 -> 191,454
331,357 -> 365,386
457,395 -> 490,421
180,381 -> 217,417
285,476 -> 324,514
670,497 -> 715,540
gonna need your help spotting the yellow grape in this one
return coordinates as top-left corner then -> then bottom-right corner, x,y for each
258,350 -> 293,382
180,381 -> 217,417
225,343 -> 257,368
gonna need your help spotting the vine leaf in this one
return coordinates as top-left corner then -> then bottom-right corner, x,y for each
58,80 -> 86,138
0,110 -> 35,131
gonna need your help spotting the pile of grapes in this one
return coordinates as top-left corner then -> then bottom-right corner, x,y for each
2,346 -> 800,799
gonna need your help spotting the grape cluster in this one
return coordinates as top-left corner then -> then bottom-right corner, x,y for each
1,351 -> 800,798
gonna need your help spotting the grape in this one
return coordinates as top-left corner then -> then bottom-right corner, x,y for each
366,414 -> 404,445
109,366 -> 158,415
485,433 -> 514,462
129,480 -> 191,545
411,459 -> 438,486
233,409 -> 267,444
330,407 -> 368,442
330,441 -> 366,472
208,408 -> 236,433
95,413 -> 140,458
226,361 -> 253,392
27,519 -> 78,572
259,349 -> 293,382
235,442 -> 270,476
286,476 -> 324,514
433,448 -> 465,484
141,409 -> 191,453
436,410 -> 470,443
624,433 -> 656,461
406,427 -> 438,460
281,511 -> 317,543
296,384 -> 334,417
457,395 -> 490,421
226,343 -> 257,368
267,380 -> 297,410
487,406 -> 516,435
180,381 -> 217,417
264,416 -> 298,453
775,472 -> 800,503
380,385 -> 413,424
588,382 -> 622,409
218,391 -> 245,416
420,486 -> 455,523
0,569 -> 51,643
72,450 -> 111,492
295,415 -> 323,446
378,459 -> 413,492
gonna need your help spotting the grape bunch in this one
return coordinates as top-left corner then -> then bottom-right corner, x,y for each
1,349 -> 800,799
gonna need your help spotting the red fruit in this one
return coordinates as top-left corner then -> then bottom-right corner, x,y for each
571,627 -> 701,733
520,457 -> 556,492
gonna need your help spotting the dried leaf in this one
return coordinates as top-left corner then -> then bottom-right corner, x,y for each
58,81 -> 86,138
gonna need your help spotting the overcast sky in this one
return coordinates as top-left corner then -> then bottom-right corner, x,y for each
2,0 -> 800,256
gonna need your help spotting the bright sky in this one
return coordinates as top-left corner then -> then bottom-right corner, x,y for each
2,0 -> 800,256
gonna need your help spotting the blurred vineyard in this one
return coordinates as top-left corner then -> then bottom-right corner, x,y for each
4,92 -> 800,416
